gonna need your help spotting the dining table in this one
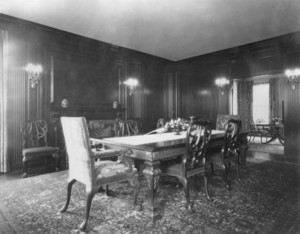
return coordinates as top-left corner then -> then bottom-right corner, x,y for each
256,124 -> 284,145
91,130 -> 226,220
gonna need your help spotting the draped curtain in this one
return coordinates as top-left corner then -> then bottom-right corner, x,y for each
0,29 -> 10,173
269,78 -> 276,122
237,80 -> 253,130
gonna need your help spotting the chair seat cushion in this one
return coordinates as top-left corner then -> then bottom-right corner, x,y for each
94,160 -> 137,184
23,147 -> 59,157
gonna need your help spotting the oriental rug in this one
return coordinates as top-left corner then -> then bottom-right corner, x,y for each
248,138 -> 284,155
0,161 -> 299,234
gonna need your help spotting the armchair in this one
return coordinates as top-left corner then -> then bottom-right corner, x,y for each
207,119 -> 242,190
20,120 -> 60,178
248,119 -> 270,143
160,120 -> 212,210
59,117 -> 139,230
216,114 -> 241,130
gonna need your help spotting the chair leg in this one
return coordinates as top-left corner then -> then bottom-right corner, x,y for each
236,161 -> 242,183
222,164 -> 231,191
44,156 -> 48,172
22,156 -> 28,178
79,186 -> 98,231
60,179 -> 76,213
179,177 -> 192,210
53,152 -> 60,172
202,173 -> 212,201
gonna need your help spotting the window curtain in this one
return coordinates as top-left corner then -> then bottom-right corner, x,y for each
252,82 -> 270,124
269,78 -> 276,122
0,29 -> 10,173
237,80 -> 253,130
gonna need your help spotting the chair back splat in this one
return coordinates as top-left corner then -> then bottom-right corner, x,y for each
21,120 -> 48,148
223,119 -> 241,163
186,120 -> 212,172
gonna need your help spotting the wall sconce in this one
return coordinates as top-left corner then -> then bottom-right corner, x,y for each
284,68 -> 300,89
25,63 -> 43,88
124,78 -> 138,95
215,77 -> 230,95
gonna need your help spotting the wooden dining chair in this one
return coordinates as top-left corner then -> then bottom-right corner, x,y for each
160,120 -> 212,210
206,119 -> 242,190
248,119 -> 270,143
59,117 -> 139,230
20,120 -> 60,178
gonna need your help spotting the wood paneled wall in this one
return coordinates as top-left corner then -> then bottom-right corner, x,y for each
2,13 -> 300,166
167,32 -> 300,163
1,14 -> 168,128
1,14 -> 168,169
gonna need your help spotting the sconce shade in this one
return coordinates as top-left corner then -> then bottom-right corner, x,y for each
25,63 -> 43,88
124,78 -> 138,95
215,77 -> 230,95
284,68 -> 300,89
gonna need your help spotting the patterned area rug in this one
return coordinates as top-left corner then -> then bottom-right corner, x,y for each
248,138 -> 284,155
248,143 -> 284,155
0,161 -> 300,234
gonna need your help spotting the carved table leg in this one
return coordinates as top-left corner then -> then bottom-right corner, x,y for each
22,156 -> 28,178
142,160 -> 161,221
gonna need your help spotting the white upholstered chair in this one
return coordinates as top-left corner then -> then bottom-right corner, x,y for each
59,117 -> 139,230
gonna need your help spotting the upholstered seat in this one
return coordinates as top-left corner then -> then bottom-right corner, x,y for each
59,117 -> 139,230
23,146 -> 59,156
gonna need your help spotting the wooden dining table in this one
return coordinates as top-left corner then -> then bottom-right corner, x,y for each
91,130 -> 226,221
256,124 -> 284,145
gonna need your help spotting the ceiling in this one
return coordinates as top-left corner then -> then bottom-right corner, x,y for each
1,0 -> 300,61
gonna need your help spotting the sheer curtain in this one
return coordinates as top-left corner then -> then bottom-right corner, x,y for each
0,29 -> 9,173
252,82 -> 270,124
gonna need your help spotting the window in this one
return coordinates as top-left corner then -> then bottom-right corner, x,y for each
231,80 -> 238,115
252,82 -> 270,124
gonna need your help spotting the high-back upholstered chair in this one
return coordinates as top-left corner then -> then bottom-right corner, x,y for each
59,117 -> 139,230
20,120 -> 60,178
207,119 -> 242,190
160,120 -> 212,210
216,114 -> 241,130
157,118 -> 165,128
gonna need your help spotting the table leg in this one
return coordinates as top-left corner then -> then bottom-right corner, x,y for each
142,161 -> 161,221
278,135 -> 284,145
263,126 -> 284,145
